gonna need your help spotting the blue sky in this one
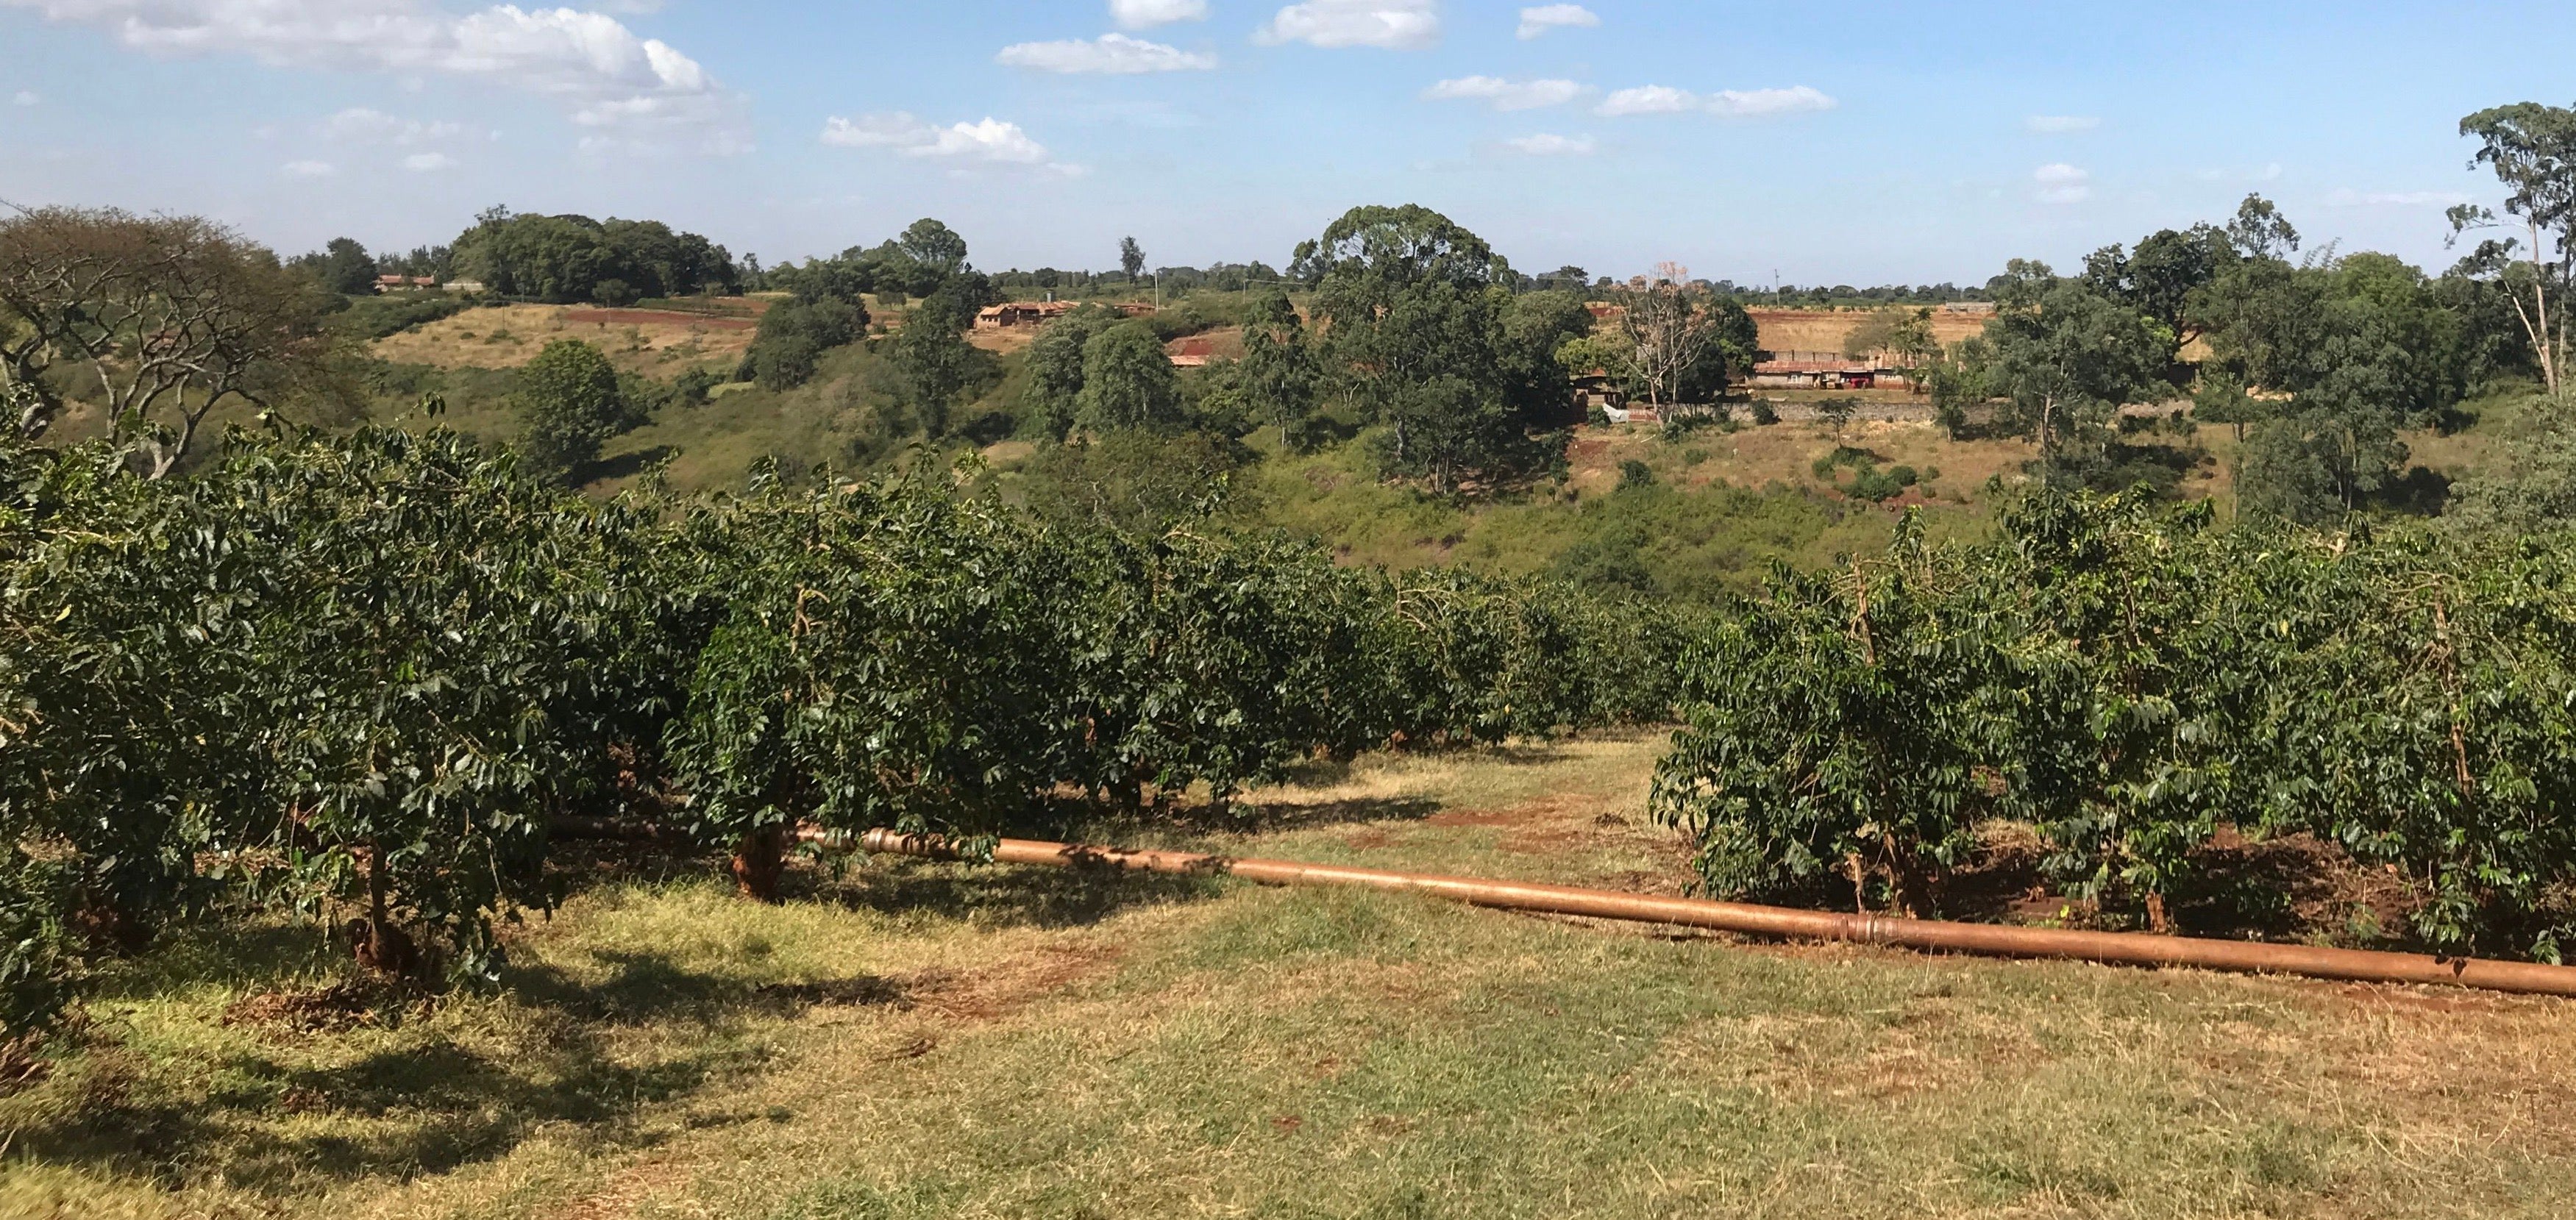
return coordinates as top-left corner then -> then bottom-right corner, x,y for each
2,1 -> 2567,286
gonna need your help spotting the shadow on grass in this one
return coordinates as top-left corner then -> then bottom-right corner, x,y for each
824,857 -> 1225,930
20,995 -> 770,1194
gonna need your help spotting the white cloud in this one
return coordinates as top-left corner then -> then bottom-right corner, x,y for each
2035,163 -> 2091,204
402,151 -> 458,171
280,160 -> 336,177
10,90 -> 36,106
1515,4 -> 1596,38
2324,188 -> 2472,209
1707,86 -> 1835,118
1598,84 -> 1835,118
1596,85 -> 1696,116
0,0 -> 748,153
2026,115 -> 2101,134
1423,75 -> 1583,111
1111,0 -> 1206,27
997,32 -> 1215,74
1504,132 -> 1593,156
822,113 -> 1078,173
1257,0 -> 1440,49
319,107 -> 470,145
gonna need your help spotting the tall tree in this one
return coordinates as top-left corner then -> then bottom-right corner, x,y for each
1023,305 -> 1119,441
1237,290 -> 1321,447
2452,103 -> 2576,399
517,339 -> 642,482
1292,204 -> 1579,493
1076,323 -> 1184,432
1618,263 -> 1727,410
0,206 -> 336,477
1969,265 -> 2166,475
1120,236 -> 1147,284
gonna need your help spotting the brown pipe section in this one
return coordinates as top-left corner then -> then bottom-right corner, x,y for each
855,830 -> 2576,999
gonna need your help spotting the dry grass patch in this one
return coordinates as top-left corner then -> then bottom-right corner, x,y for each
370,304 -> 752,377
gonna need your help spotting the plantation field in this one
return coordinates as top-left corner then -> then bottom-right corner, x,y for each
1749,307 -> 1993,355
6,733 -> 2571,1220
370,304 -> 754,377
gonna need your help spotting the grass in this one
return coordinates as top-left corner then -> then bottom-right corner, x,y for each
7,733 -> 2575,1219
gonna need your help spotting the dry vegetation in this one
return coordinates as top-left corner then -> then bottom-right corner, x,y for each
5,735 -> 2571,1219
1748,307 -> 1991,355
370,304 -> 753,377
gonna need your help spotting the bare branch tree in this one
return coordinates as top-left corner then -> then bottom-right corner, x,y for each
1618,262 -> 1718,410
0,206 -> 335,476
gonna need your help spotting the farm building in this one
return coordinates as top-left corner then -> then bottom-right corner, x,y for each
1571,372 -> 1629,411
374,275 -> 438,293
975,301 -> 1081,329
1750,350 -> 1911,390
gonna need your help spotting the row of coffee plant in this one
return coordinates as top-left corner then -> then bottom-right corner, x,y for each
0,424 -> 1684,1036
1651,491 -> 2576,963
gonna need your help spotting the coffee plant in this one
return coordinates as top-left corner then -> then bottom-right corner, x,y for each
1654,491 -> 2576,960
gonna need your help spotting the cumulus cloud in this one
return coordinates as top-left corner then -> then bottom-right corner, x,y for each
319,107 -> 472,145
280,160 -> 336,177
1706,86 -> 1836,117
10,90 -> 36,106
997,32 -> 1215,74
1257,0 -> 1440,49
821,113 -> 1079,174
0,0 -> 749,153
1423,76 -> 1583,111
1515,4 -> 1596,39
2035,163 -> 2091,204
402,151 -> 458,171
1110,0 -> 1206,27
1596,85 -> 1696,116
2324,188 -> 2472,208
1504,132 -> 1594,156
2026,115 -> 2101,134
1598,84 -> 1835,118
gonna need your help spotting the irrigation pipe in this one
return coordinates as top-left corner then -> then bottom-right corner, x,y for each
856,830 -> 2576,999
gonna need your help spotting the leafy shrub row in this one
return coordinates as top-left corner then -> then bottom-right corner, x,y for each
1651,491 -> 2576,961
0,427 -> 1684,1036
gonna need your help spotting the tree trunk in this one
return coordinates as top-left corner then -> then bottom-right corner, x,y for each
355,841 -> 420,977
732,823 -> 794,903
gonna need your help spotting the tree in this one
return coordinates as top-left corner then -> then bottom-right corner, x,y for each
452,207 -> 736,304
888,282 -> 993,433
1120,236 -> 1147,284
517,339 -> 642,481
1237,290 -> 1321,448
1844,305 -> 1940,390
1291,204 -> 1573,493
315,237 -> 380,296
1023,306 -> 1119,441
1619,263 -> 1727,410
2452,103 -> 2576,399
747,295 -> 868,390
900,219 -> 970,279
0,206 -> 337,477
1973,267 -> 2166,476
2196,238 -> 2474,521
1077,323 -> 1184,432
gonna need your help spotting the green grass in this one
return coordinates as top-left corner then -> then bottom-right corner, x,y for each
7,735 -> 2574,1219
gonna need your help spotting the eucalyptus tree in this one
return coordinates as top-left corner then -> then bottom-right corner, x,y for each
2451,102 -> 2576,399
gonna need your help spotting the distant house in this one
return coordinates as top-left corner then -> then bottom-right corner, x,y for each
374,275 -> 438,294
443,279 -> 487,295
1571,372 -> 1628,411
1749,349 -> 1909,390
975,300 -> 1080,329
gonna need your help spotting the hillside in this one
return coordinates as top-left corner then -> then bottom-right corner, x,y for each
332,302 -> 2530,599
